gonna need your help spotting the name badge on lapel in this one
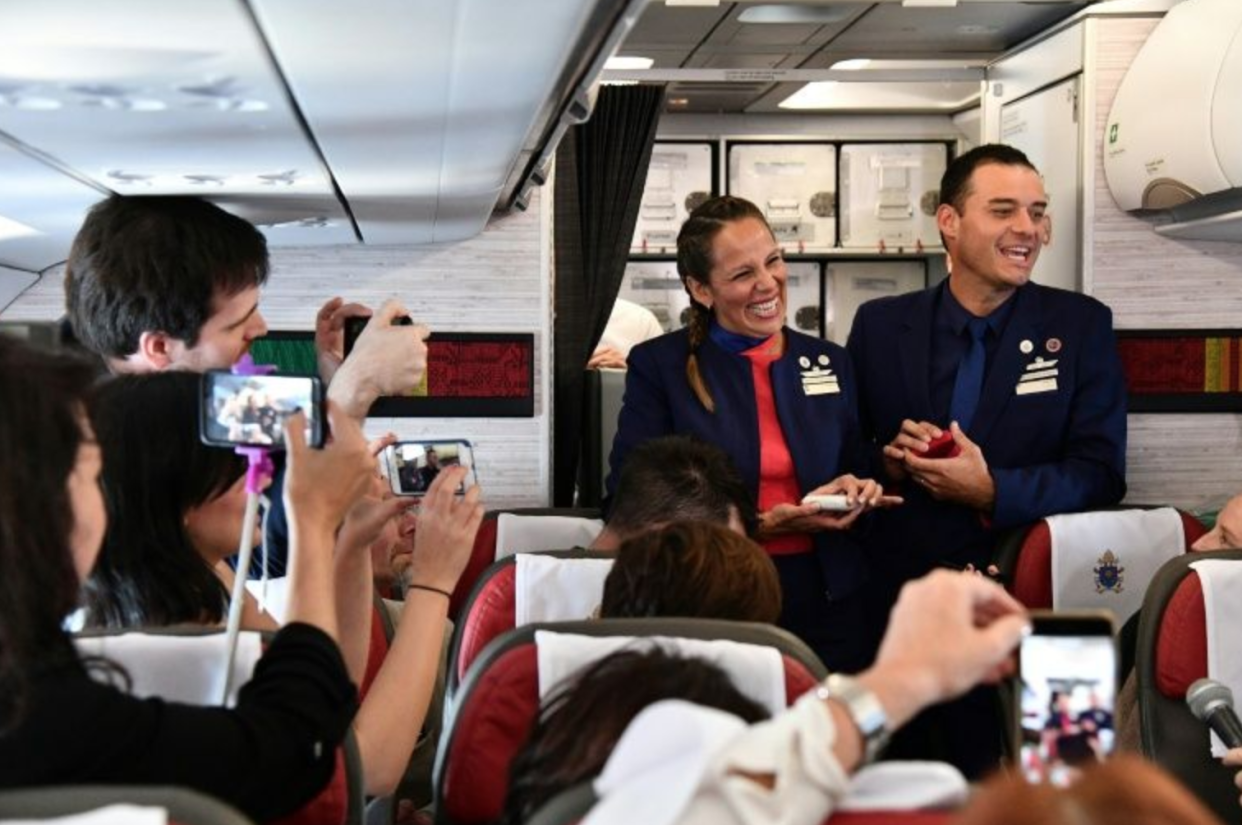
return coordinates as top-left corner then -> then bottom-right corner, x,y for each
799,354 -> 840,396
1015,354 -> 1059,396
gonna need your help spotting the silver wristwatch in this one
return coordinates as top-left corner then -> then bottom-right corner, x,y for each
817,673 -> 890,765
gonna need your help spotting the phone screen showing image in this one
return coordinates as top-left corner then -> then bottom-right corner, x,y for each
385,440 -> 475,497
1018,621 -> 1117,786
201,372 -> 323,449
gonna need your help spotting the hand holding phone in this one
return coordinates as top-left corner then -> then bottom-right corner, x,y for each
381,440 -> 477,497
200,371 -> 324,449
1016,611 -> 1117,786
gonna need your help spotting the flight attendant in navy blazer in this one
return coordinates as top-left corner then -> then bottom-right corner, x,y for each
606,196 -> 897,673
846,144 -> 1127,776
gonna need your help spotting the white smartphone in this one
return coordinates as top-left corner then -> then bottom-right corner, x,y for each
381,439 -> 476,497
1016,611 -> 1117,786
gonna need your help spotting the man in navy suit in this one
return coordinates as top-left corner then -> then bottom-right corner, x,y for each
847,144 -> 1127,775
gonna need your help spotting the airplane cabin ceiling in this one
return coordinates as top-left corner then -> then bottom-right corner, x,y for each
0,0 -> 640,274
616,0 -> 1097,114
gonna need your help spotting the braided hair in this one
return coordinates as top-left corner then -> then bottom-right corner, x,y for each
676,196 -> 771,412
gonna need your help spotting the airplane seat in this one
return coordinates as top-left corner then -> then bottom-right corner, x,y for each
0,785 -> 257,825
447,508 -> 603,620
1135,550 -> 1242,823
448,550 -> 615,693
522,783 -> 957,825
360,593 -> 396,698
578,367 -> 627,509
432,618 -> 827,825
992,506 -> 1206,610
74,627 -> 363,825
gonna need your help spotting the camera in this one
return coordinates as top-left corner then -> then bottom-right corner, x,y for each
343,313 -> 415,358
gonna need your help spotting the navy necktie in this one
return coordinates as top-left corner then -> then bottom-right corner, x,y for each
949,317 -> 989,433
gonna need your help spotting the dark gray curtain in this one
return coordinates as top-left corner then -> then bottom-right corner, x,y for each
553,84 -> 665,506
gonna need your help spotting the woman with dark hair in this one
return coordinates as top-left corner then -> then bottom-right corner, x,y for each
84,372 -> 250,628
0,334 -> 369,822
501,648 -> 770,825
605,195 -> 897,672
83,371 -> 484,797
600,521 -> 781,624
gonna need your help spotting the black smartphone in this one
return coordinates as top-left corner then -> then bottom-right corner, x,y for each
343,313 -> 415,357
380,439 -> 476,497
1016,610 -> 1117,785
200,371 -> 324,449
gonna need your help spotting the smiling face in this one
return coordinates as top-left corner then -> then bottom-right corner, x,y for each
685,217 -> 787,339
939,162 -> 1048,300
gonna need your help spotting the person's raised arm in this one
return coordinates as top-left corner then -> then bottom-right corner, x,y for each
830,571 -> 1029,774
351,465 -> 484,795
326,299 -> 429,422
281,405 -> 375,640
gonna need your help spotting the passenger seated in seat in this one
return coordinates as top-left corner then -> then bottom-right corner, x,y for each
0,336 -> 364,822
600,522 -> 780,623
593,435 -> 756,551
560,571 -> 1029,825
502,649 -> 769,825
84,372 -> 483,797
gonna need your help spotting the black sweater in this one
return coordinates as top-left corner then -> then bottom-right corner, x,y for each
0,623 -> 358,822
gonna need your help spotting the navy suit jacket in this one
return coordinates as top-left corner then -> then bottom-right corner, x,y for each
606,327 -> 873,599
847,281 -> 1127,577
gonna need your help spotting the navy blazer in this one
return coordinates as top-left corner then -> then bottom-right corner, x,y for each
847,281 -> 1127,576
606,327 -> 872,599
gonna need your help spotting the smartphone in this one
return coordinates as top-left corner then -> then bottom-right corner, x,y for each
343,314 -> 415,357
381,439 -> 476,497
200,371 -> 324,449
1016,611 -> 1117,786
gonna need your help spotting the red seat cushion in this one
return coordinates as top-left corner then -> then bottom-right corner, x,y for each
829,813 -> 955,825
442,644 -> 820,825
271,747 -> 348,825
1010,511 -> 1208,610
450,516 -> 499,620
456,565 -> 519,683
359,603 -> 390,699
1155,572 -> 1208,699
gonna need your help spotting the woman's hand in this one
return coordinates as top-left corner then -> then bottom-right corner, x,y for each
759,474 -> 901,537
283,404 -> 375,535
402,466 -> 485,593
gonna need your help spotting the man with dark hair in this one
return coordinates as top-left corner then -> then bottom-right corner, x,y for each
592,435 -> 756,550
66,195 -> 272,372
65,193 -> 429,574
65,194 -> 425,419
846,143 -> 1126,776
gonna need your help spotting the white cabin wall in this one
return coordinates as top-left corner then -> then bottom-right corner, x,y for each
984,11 -> 1242,512
3,190 -> 554,510
1086,16 -> 1242,511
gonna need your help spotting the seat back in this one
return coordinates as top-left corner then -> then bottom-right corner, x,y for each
1135,550 -> 1242,823
75,627 -> 362,825
522,783 -> 956,825
447,508 -> 603,620
578,368 -> 627,508
994,506 -> 1206,611
448,550 -> 615,692
433,618 -> 826,825
0,786 -> 256,825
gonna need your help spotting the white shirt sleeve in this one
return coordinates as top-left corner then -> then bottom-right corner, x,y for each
584,692 -> 850,825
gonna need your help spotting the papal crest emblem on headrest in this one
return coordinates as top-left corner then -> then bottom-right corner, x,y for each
1093,550 -> 1125,594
